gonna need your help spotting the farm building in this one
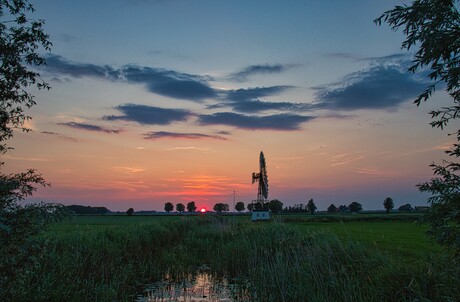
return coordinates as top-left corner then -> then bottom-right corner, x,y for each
251,211 -> 270,221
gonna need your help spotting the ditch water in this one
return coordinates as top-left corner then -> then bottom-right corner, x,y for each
136,269 -> 252,302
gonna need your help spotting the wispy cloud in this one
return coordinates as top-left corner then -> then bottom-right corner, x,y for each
45,54 -> 216,102
354,168 -> 396,177
324,52 -> 408,63
58,122 -> 121,134
165,146 -> 210,152
3,155 -> 49,162
103,104 -> 192,125
112,166 -> 145,174
331,153 -> 364,167
404,143 -> 453,156
144,131 -> 227,140
41,131 -> 78,142
198,112 -> 314,130
229,64 -> 294,81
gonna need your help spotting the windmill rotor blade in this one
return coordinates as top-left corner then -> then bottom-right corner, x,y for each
258,151 -> 268,200
252,172 -> 260,184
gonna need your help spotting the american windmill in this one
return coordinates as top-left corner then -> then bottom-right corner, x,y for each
252,151 -> 268,203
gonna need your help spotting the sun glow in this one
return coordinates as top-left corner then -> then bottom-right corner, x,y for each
200,208 -> 206,213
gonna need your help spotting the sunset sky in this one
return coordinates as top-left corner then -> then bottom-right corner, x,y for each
4,0 -> 457,211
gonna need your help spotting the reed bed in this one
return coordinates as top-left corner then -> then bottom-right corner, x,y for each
4,216 -> 459,301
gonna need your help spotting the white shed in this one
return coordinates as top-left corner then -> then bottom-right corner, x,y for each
251,211 -> 270,221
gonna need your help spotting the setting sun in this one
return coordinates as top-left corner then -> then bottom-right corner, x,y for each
200,208 -> 206,213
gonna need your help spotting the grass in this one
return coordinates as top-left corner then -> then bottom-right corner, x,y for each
3,214 -> 459,301
290,221 -> 442,259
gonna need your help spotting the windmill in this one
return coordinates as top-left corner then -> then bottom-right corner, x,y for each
252,151 -> 268,203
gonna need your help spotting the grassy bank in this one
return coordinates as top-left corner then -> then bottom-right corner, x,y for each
4,215 -> 459,301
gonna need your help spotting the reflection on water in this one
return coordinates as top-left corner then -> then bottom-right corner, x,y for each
136,270 -> 252,302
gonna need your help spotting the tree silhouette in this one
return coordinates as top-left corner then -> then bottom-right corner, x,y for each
338,205 -> 349,212
348,202 -> 363,213
383,197 -> 394,213
247,203 -> 254,212
399,203 -> 414,212
186,201 -> 196,213
376,0 -> 460,254
235,201 -> 245,212
164,202 -> 173,214
327,204 -> 338,213
269,199 -> 283,214
176,203 -> 185,213
0,2 -> 69,297
126,208 -> 134,216
307,199 -> 317,214
213,203 -> 228,213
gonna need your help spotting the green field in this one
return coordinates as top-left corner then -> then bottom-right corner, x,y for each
291,221 -> 442,259
47,213 -> 441,258
4,214 -> 459,301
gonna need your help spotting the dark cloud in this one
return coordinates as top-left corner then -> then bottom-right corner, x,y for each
198,112 -> 314,130
229,99 -> 312,114
230,64 -> 293,81
215,86 -> 310,114
45,54 -> 118,78
144,131 -> 227,140
122,66 -> 216,101
41,131 -> 58,135
58,122 -> 121,134
103,104 -> 192,125
226,86 -> 293,103
313,64 -> 428,111
206,99 -> 311,113
44,54 -> 216,102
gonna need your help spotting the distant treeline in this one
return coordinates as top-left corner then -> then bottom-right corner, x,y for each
67,205 -> 110,215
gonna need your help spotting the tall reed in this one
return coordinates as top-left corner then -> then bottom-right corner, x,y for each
5,216 -> 459,301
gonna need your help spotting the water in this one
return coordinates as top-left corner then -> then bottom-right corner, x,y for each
136,270 -> 252,302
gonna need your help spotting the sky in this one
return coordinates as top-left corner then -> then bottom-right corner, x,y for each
4,0 -> 458,211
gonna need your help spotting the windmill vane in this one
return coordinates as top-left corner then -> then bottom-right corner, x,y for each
252,151 -> 269,202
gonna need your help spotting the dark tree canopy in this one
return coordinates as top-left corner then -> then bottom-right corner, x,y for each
126,208 -> 134,216
375,0 -> 460,126
383,197 -> 394,213
164,202 -> 173,213
176,203 -> 185,213
186,201 -> 196,213
0,1 -> 69,297
399,203 -> 414,212
338,205 -> 349,212
327,204 -> 338,213
306,199 -> 317,214
0,0 -> 51,154
269,199 -> 283,213
213,203 -> 229,213
235,201 -> 245,212
348,202 -> 363,213
376,0 -> 460,254
67,205 -> 110,215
